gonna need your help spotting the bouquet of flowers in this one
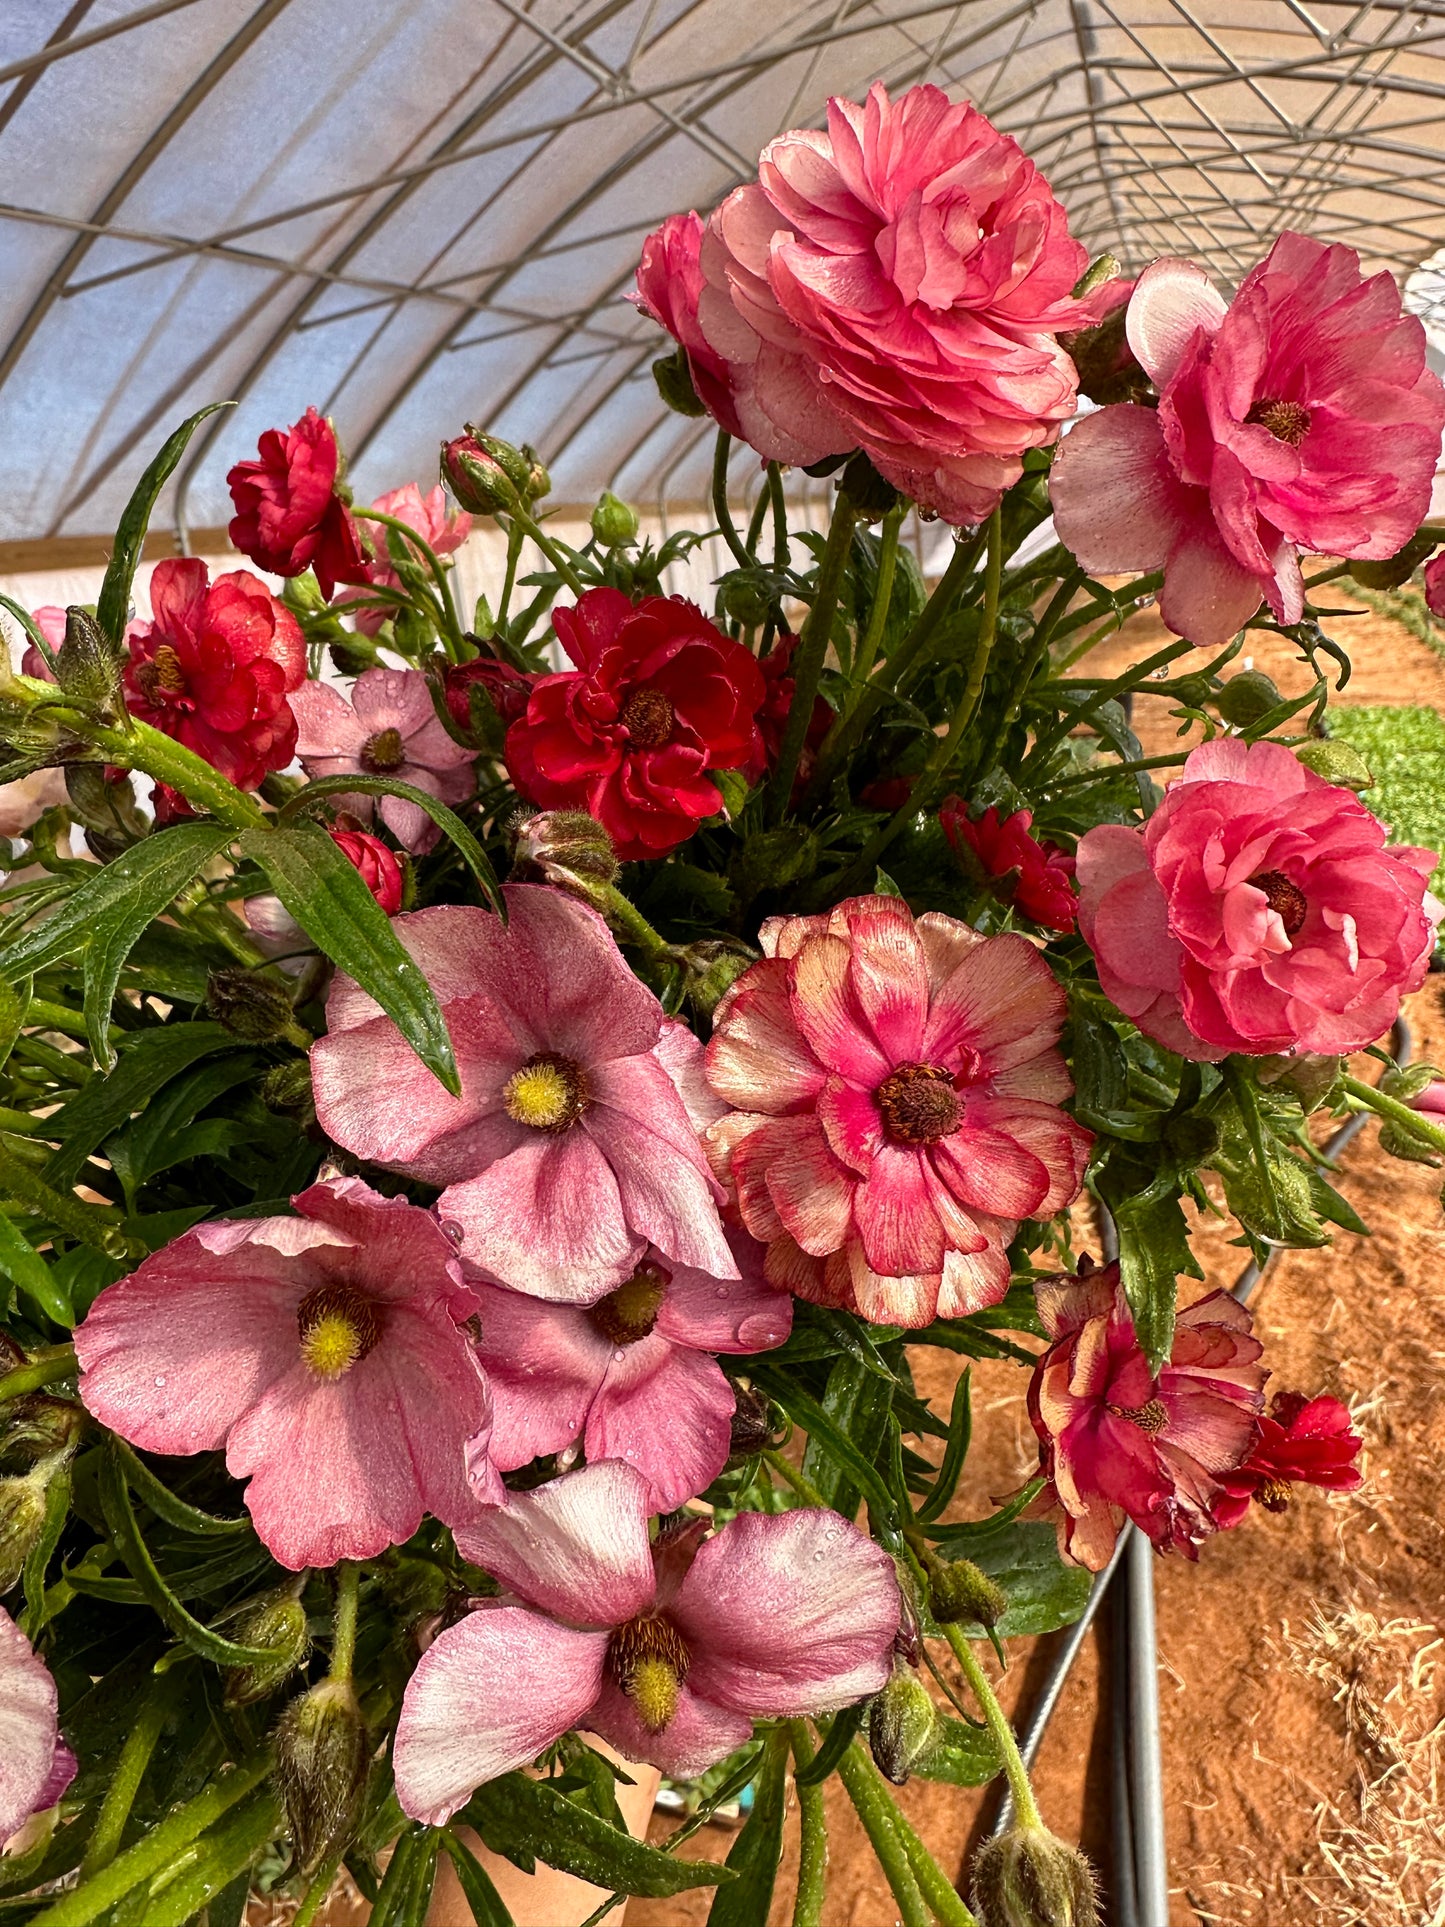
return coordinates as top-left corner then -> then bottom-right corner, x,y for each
0,78 -> 1441,1927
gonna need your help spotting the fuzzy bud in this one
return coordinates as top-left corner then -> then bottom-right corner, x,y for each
869,1664 -> 939,1785
652,346 -> 706,418
1294,739 -> 1373,791
841,450 -> 903,522
591,492 -> 638,548
680,940 -> 756,1022
927,1554 -> 1008,1629
1,1396 -> 84,1470
1348,531 -> 1437,590
273,1677 -> 369,1874
206,968 -> 297,1043
0,1474 -> 47,1594
1214,670 -> 1282,726
971,1827 -> 1100,1927
261,1061 -> 316,1118
54,607 -> 121,715
225,1588 -> 311,1706
509,809 -> 618,896
719,574 -> 775,628
726,1384 -> 776,1461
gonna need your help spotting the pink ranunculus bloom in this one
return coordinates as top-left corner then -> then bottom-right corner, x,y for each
393,1459 -> 899,1821
344,483 -> 471,637
1213,1389 -> 1363,1529
0,1610 -> 75,1846
704,895 -> 1092,1329
470,1226 -> 791,1513
1051,237 -> 1445,646
1409,1077 -> 1445,1116
649,83 -> 1092,524
310,885 -> 736,1302
290,666 -> 475,854
631,212 -> 745,439
1076,738 -> 1441,1061
74,1177 -> 498,1570
940,799 -> 1078,933
1028,1258 -> 1266,1570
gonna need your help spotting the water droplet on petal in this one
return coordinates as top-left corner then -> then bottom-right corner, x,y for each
714,1286 -> 730,1299
613,1349 -> 626,1363
154,1375 -> 166,1387
440,1220 -> 464,1246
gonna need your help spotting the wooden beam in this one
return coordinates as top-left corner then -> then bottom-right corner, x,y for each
0,528 -> 234,575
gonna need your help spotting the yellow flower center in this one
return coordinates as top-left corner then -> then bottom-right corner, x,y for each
607,1613 -> 690,1733
296,1283 -> 381,1380
1107,1398 -> 1169,1435
360,727 -> 405,773
502,1051 -> 589,1133
589,1261 -> 669,1345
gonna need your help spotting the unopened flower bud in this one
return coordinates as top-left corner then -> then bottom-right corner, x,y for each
592,492 -> 639,549
521,446 -> 550,505
1059,301 -> 1151,408
273,1677 -> 369,1874
225,1587 -> 311,1705
509,809 -> 618,895
1214,670 -> 1282,726
971,1826 -> 1099,1927
206,968 -> 298,1043
1255,1051 -> 1343,1112
1349,531 -> 1437,590
0,1473 -> 47,1594
927,1554 -> 1008,1628
328,638 -> 377,677
681,940 -> 755,1021
1167,673 -> 1215,710
726,1384 -> 776,1461
869,1664 -> 939,1785
55,608 -> 121,715
720,574 -> 774,628
1294,739 -> 1373,791
841,450 -> 902,522
652,346 -> 706,418
261,1060 -> 316,1118
440,432 -> 523,516
2,1396 -> 84,1469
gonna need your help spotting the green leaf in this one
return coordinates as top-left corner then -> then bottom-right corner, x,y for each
911,1713 -> 1003,1788
460,1775 -> 732,1897
755,1358 -> 897,1525
0,1213 -> 74,1327
706,1729 -> 788,1927
43,1023 -> 242,1187
0,592 -> 56,667
440,1829 -> 517,1927
118,1787 -> 278,1927
95,403 -> 233,648
792,1700 -> 866,1788
104,1054 -> 262,1204
0,976 -> 29,1077
238,825 -> 459,1094
280,774 -> 501,912
1090,1148 -> 1200,1370
371,1825 -> 440,1927
945,1521 -> 1091,1641
915,1368 -> 971,1525
21,1466 -> 70,1635
109,1438 -> 249,1538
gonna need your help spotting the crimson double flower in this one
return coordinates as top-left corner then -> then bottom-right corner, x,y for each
227,406 -> 371,599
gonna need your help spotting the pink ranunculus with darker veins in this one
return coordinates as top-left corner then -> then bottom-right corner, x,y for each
469,1226 -> 791,1513
1076,737 -> 1440,1060
344,483 -> 471,637
393,1460 -> 899,1821
631,212 -> 745,439
1051,236 -> 1445,645
0,1610 -> 75,1847
310,885 -> 735,1302
1027,1258 -> 1266,1570
704,895 -> 1092,1329
74,1178 -> 498,1571
290,666 -> 475,854
1213,1389 -> 1363,1529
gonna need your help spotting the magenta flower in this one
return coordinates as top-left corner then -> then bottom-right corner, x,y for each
1213,1389 -> 1363,1529
393,1460 -> 899,1821
631,213 -> 745,439
1051,237 -> 1445,645
1027,1259 -> 1266,1570
344,483 -> 471,637
74,1178 -> 497,1570
1076,738 -> 1440,1060
470,1226 -> 791,1512
704,895 -> 1091,1329
290,666 -> 474,854
0,1610 -> 75,1846
311,885 -> 736,1302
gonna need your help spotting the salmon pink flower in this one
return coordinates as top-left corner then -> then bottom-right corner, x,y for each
227,406 -> 372,600
470,1227 -> 791,1512
1213,1390 -> 1362,1528
311,886 -> 735,1301
329,827 -> 403,914
291,666 -> 475,854
1076,738 -> 1440,1060
1051,237 -> 1445,644
1028,1258 -> 1266,1570
345,483 -> 471,636
704,895 -> 1091,1328
940,800 -> 1078,933
505,588 -> 765,862
74,1178 -> 497,1570
393,1460 -> 898,1820
0,1610 -> 74,1845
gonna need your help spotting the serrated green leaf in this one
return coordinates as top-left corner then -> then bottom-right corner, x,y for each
460,1774 -> 732,1897
279,774 -> 500,912
935,1520 -> 1091,1640
238,825 -> 459,1094
95,404 -> 233,648
706,1729 -> 787,1927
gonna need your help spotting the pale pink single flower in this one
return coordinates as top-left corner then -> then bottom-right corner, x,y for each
1076,737 -> 1440,1060
0,1610 -> 75,1845
310,885 -> 736,1302
74,1178 -> 497,1570
1052,236 -> 1445,645
18,606 -> 65,683
344,484 -> 472,637
1027,1259 -> 1266,1570
704,895 -> 1091,1329
290,666 -> 474,853
470,1226 -> 791,1513
393,1460 -> 899,1821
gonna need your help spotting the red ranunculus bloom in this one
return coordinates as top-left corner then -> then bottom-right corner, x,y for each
330,828 -> 404,915
124,559 -> 305,796
444,654 -> 534,735
227,407 -> 372,599
1213,1390 -> 1363,1528
941,799 -> 1078,933
745,631 -> 830,792
505,587 -> 766,862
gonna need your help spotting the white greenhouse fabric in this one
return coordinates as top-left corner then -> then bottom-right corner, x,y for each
4,0 -> 1445,545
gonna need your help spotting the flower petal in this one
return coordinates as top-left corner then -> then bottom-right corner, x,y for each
0,1611 -> 63,1841
1126,257 -> 1227,386
587,1678 -> 754,1780
587,1340 -> 736,1512
452,1461 -> 657,1627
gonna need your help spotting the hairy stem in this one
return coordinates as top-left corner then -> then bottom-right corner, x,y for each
329,1561 -> 360,1681
835,1745 -> 933,1927
788,1721 -> 829,1927
1343,1072 -> 1445,1152
941,1623 -> 1041,1832
767,491 -> 858,823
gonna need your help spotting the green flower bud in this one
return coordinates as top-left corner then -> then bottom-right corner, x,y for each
726,1384 -> 777,1462
841,450 -> 903,522
1162,1111 -> 1220,1164
1,1396 -> 84,1470
328,638 -> 378,677
55,608 -> 121,716
1167,673 -> 1215,710
971,1826 -> 1100,1927
273,1677 -> 369,1875
509,809 -> 619,897
869,1664 -> 939,1785
440,431 -> 524,516
521,446 -> 551,506
206,968 -> 298,1043
224,1587 -> 311,1706
261,1061 -> 316,1118
719,574 -> 774,628
1380,1061 -> 1445,1105
1348,532 -> 1437,590
1294,739 -> 1373,791
591,492 -> 640,548
927,1554 -> 1008,1628
0,1473 -> 47,1595
1214,670 -> 1282,726
652,346 -> 706,418
680,940 -> 756,1022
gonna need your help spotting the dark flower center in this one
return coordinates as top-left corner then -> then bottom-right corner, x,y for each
1245,397 -> 1311,447
619,688 -> 674,751
876,1062 -> 964,1144
1254,1475 -> 1293,1513
589,1261 -> 669,1345
360,727 -> 405,773
296,1282 -> 382,1380
1107,1398 -> 1169,1435
135,643 -> 188,703
606,1612 -> 691,1732
501,1050 -> 589,1132
1250,869 -> 1308,937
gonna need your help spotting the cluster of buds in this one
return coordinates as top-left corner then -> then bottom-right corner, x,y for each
440,429 -> 549,518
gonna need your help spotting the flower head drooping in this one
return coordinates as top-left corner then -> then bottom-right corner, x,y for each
0,1609 -> 75,1847
1076,738 -> 1441,1060
341,483 -> 471,636
471,1225 -> 791,1512
311,886 -> 736,1302
393,1460 -> 899,1822
227,407 -> 372,599
940,801 -> 1079,933
505,587 -> 766,863
74,1178 -> 498,1570
329,827 -> 404,915
123,558 -> 305,799
1051,236 -> 1445,645
704,896 -> 1092,1329
1213,1390 -> 1363,1529
444,652 -> 534,737
1027,1259 -> 1266,1570
290,666 -> 475,855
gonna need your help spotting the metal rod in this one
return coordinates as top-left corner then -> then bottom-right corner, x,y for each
1126,1527 -> 1170,1926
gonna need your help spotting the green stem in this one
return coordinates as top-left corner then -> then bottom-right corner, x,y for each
970,570 -> 1081,783
762,1449 -> 827,1509
788,1721 -> 829,1927
1052,571 -> 1165,669
852,505 -> 905,690
0,1142 -> 129,1253
890,1804 -> 978,1927
835,1745 -> 933,1927
1304,561 -> 1350,591
497,520 -> 525,628
354,506 -> 465,659
940,1623 -> 1041,1832
81,1679 -> 173,1876
744,483 -> 770,558
0,1350 -> 77,1403
597,884 -> 679,976
1021,634 -> 1196,774
886,526 -> 989,701
769,462 -> 791,574
507,505 -> 587,598
712,432 -> 753,569
84,720 -> 267,831
329,1561 -> 360,1681
767,491 -> 858,824
1043,748 -> 1192,792
1342,1072 -> 1445,1152
26,999 -> 120,1045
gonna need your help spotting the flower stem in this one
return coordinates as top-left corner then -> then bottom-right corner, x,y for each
0,1349 -> 77,1404
80,1678 -> 172,1875
888,1793 -> 979,1927
1342,1072 -> 1445,1152
940,1622 -> 1042,1832
507,505 -> 587,598
1021,634 -> 1196,774
770,462 -> 791,573
596,885 -> 681,992
82,718 -> 268,830
834,1744 -> 933,1927
788,1721 -> 829,1927
292,1848 -> 346,1927
354,506 -> 465,659
767,491 -> 858,824
329,1562 -> 360,1681
763,1448 -> 827,1509
712,432 -> 753,569
1043,748 -> 1192,792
